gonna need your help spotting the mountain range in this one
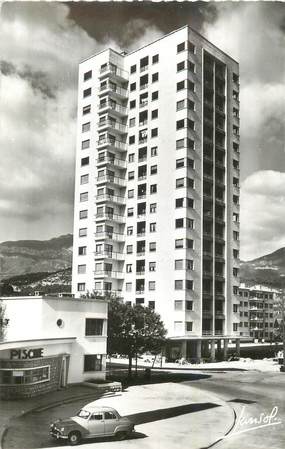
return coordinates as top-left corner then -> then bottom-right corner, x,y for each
0,234 -> 285,292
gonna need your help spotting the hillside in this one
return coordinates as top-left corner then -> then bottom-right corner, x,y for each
5,268 -> 72,295
240,247 -> 285,288
0,234 -> 73,279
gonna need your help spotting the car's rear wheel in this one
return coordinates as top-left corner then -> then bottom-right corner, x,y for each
116,431 -> 128,440
68,431 -> 82,445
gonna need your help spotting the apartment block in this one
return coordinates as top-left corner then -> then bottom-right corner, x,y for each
72,25 -> 241,361
239,283 -> 277,342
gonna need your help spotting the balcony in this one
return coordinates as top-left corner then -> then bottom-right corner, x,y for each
136,251 -> 145,257
99,63 -> 128,82
139,100 -> 148,109
136,290 -> 145,295
136,270 -> 145,276
97,137 -> 127,153
99,101 -> 127,117
96,175 -> 126,187
95,250 -> 124,261
95,193 -> 125,205
98,119 -> 127,135
94,289 -> 123,299
94,270 -> 124,279
202,330 -> 213,336
99,82 -> 128,99
215,330 -> 224,336
95,231 -> 125,242
215,311 -> 225,319
203,192 -> 213,201
215,144 -> 225,153
97,155 -> 127,169
203,310 -> 213,318
215,293 -> 225,301
95,212 -> 125,223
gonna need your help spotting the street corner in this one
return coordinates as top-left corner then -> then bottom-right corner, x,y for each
2,382 -> 235,449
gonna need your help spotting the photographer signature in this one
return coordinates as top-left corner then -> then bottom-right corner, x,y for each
226,406 -> 282,438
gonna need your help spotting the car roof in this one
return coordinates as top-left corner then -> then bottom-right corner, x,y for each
82,405 -> 118,413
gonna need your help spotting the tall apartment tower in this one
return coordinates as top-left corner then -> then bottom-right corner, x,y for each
72,26 -> 241,361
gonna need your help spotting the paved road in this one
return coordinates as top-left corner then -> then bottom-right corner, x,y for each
185,370 -> 285,449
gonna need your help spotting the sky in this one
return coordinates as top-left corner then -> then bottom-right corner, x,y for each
0,1 -> 284,261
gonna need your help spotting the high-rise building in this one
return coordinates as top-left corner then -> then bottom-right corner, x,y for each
72,25 -> 240,361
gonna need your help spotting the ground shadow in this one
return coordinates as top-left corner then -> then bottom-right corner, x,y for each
126,402 -> 220,425
227,398 -> 257,404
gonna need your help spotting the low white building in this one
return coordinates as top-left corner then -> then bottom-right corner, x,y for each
0,295 -> 108,399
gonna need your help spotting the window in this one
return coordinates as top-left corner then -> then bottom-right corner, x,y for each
83,105 -> 91,115
233,267 -> 239,277
177,80 -> 185,91
129,153 -> 135,163
82,122 -> 90,133
233,304 -> 238,313
126,264 -> 132,273
127,245 -> 133,254
186,322 -> 193,332
151,128 -> 158,138
80,174 -> 89,185
128,189 -> 134,199
84,355 -> 102,372
177,61 -> 185,71
150,203 -> 157,213
79,228 -> 87,237
78,246 -> 87,256
152,109 -> 158,119
128,171 -> 135,180
176,119 -> 184,130
78,264 -> 86,274
148,301 -> 155,309
129,135 -> 135,145
149,262 -> 156,272
176,218 -> 183,229
78,282 -> 85,292
177,42 -> 185,53
188,41 -> 195,53
150,222 -> 156,232
233,323 -> 238,332
186,280 -> 193,290
152,91 -> 158,101
188,80 -> 195,91
176,178 -> 184,188
187,259 -> 194,270
152,54 -> 159,64
80,192 -> 88,202
79,210 -> 88,219
130,82 -> 136,92
130,99 -> 136,109
81,156 -> 89,166
127,208 -> 134,217
81,140 -> 90,150
187,238 -> 194,249
188,61 -> 195,71
149,281 -> 156,291
152,72 -> 159,83
126,282 -> 132,292
176,198 -> 184,208
130,64 -> 136,74
149,242 -> 156,252
175,239 -> 183,249
129,117 -> 136,127
176,158 -> 184,168
140,56 -> 149,70
186,300 -> 193,310
175,280 -> 183,290
151,146 -> 158,157
174,300 -> 183,311
83,87 -> 91,98
85,318 -> 104,336
175,260 -> 183,270
150,165 -> 157,175
150,184 -> 157,194
127,226 -> 133,235
84,70 -> 92,81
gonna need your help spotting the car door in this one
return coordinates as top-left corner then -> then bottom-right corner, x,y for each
104,411 -> 118,435
87,412 -> 105,437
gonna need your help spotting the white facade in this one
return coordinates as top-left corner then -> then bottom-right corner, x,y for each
72,26 -> 240,360
0,295 -> 108,393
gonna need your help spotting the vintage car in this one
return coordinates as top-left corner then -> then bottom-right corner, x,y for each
50,405 -> 135,445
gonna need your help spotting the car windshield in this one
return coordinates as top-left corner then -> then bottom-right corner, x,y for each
77,409 -> 90,419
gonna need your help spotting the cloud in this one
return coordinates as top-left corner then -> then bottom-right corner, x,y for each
240,171 -> 285,261
203,2 -> 285,180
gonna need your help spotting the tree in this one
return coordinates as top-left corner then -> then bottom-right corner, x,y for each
107,298 -> 167,377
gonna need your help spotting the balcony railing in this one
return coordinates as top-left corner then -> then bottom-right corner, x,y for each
96,175 -> 126,187
98,119 -> 127,133
96,193 -> 125,205
95,212 -> 125,223
99,83 -> 128,98
95,251 -> 124,261
202,330 -> 213,336
99,102 -> 127,116
94,270 -> 124,279
99,63 -> 128,80
97,155 -> 127,168
97,138 -> 127,152
95,231 -> 125,242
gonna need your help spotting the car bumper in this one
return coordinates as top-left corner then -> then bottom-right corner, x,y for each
50,430 -> 68,440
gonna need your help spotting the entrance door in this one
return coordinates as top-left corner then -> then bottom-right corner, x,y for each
60,355 -> 69,388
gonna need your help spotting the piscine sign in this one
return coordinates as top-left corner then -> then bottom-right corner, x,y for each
10,348 -> 44,360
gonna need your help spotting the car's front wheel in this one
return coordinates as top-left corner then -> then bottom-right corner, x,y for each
68,431 -> 82,445
115,431 -> 128,440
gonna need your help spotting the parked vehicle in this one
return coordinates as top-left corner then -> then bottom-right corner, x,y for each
50,405 -> 135,445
